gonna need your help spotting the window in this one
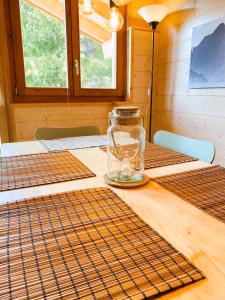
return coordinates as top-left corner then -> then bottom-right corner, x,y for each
78,3 -> 117,89
7,0 -> 126,101
79,34 -> 116,89
19,0 -> 68,88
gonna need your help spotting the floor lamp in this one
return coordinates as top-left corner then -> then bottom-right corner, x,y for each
138,5 -> 169,142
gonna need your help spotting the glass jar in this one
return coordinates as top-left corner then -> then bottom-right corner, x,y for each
106,106 -> 145,183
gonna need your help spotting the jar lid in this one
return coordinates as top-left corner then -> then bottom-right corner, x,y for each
113,106 -> 139,116
110,106 -> 143,126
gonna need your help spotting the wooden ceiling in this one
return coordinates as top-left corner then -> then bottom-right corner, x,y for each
26,0 -> 112,43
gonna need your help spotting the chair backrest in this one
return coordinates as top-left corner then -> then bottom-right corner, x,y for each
35,126 -> 100,140
153,130 -> 215,163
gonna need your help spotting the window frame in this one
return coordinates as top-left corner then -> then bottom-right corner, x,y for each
6,0 -> 126,102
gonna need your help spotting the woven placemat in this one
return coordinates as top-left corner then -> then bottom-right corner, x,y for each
0,151 -> 95,192
40,135 -> 107,151
0,187 -> 204,299
101,143 -> 197,169
154,165 -> 225,223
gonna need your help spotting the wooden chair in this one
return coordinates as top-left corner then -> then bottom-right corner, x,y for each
34,126 -> 100,140
153,130 -> 215,163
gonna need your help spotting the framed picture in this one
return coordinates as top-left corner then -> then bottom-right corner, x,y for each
189,17 -> 225,88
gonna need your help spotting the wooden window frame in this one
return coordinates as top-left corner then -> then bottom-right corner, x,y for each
5,0 -> 126,103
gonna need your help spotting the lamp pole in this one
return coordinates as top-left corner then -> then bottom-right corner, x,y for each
148,21 -> 159,142
138,5 -> 169,141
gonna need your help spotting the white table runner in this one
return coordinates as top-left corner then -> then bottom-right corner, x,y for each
40,135 -> 107,151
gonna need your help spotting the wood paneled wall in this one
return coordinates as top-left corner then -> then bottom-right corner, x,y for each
11,103 -> 113,141
126,27 -> 154,138
153,0 -> 225,166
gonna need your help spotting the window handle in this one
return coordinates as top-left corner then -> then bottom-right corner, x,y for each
74,59 -> 80,75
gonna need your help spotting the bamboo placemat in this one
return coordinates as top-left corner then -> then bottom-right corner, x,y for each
40,135 -> 107,151
0,151 -> 95,192
144,143 -> 198,168
154,165 -> 225,223
0,187 -> 204,299
102,143 -> 197,169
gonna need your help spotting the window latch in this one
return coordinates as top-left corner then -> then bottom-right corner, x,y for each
74,59 -> 79,76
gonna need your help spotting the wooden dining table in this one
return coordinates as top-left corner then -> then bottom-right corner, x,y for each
0,140 -> 225,299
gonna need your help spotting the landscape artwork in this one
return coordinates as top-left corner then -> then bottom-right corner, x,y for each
189,18 -> 225,88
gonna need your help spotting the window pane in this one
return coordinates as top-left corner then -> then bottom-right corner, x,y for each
19,0 -> 68,88
79,1 -> 117,89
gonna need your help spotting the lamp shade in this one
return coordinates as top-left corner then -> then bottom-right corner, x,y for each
138,4 -> 169,23
106,7 -> 124,32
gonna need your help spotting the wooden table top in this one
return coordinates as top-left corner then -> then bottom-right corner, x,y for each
1,141 -> 225,299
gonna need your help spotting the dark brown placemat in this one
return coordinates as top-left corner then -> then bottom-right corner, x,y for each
154,165 -> 225,223
0,151 -> 95,191
0,187 -> 204,299
101,143 -> 197,169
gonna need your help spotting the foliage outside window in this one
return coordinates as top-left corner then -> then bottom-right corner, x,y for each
80,34 -> 114,89
20,0 -> 68,88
